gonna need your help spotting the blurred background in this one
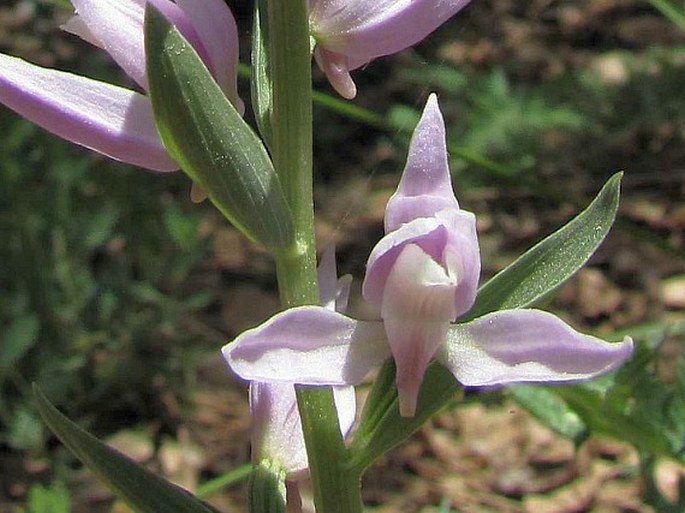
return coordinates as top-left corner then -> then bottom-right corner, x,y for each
1,0 -> 684,511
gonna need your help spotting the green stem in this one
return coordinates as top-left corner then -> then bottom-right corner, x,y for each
295,387 -> 363,513
266,1 -> 363,512
267,0 -> 317,305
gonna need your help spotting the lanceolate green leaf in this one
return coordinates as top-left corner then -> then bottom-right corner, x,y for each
464,172 -> 622,321
33,385 -> 218,513
554,386 -> 672,455
251,0 -> 273,148
352,174 -> 623,468
144,5 -> 293,252
508,385 -> 588,443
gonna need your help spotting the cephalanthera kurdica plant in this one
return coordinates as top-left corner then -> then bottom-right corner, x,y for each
2,1 -> 636,512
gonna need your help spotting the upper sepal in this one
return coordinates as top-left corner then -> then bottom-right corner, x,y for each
384,94 -> 458,232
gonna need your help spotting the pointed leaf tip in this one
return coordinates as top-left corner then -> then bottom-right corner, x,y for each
467,172 -> 623,319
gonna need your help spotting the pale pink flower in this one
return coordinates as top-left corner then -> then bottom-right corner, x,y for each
310,0 -> 473,98
223,95 -> 633,417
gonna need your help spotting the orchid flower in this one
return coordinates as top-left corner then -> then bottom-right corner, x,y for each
249,248 -> 356,487
309,0 -> 473,99
223,94 -> 633,417
0,0 -> 241,172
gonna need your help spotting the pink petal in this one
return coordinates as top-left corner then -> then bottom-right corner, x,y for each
317,246 -> 352,313
381,244 -> 459,416
313,46 -> 357,100
384,94 -> 459,233
223,306 -> 389,386
174,0 -> 244,113
67,0 -> 214,94
363,210 -> 479,316
438,309 -> 634,387
250,382 -> 309,475
249,382 -> 355,478
437,208 -> 480,316
0,53 -> 177,171
67,0 -> 148,88
364,216 -> 447,304
332,385 -> 357,439
310,0 -> 472,70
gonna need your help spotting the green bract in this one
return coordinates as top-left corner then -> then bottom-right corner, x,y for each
466,172 -> 623,320
144,5 -> 293,251
350,360 -> 456,470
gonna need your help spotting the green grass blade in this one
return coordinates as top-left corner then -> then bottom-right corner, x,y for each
34,385 -> 219,513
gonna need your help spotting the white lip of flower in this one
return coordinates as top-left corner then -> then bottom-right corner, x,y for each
380,243 -> 462,415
